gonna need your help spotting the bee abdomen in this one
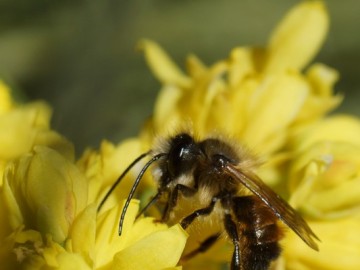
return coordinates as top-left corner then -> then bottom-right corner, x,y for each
241,225 -> 282,270
232,196 -> 283,270
242,241 -> 281,270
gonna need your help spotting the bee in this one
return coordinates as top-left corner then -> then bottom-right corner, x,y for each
98,132 -> 319,270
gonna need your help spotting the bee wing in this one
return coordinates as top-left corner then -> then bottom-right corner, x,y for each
225,164 -> 319,251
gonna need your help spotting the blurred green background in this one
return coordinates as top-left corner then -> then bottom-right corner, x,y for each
0,0 -> 359,154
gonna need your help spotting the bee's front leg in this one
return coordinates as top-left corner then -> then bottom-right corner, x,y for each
162,184 -> 196,222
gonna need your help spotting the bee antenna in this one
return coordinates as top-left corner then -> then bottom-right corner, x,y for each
118,153 -> 167,236
97,151 -> 151,212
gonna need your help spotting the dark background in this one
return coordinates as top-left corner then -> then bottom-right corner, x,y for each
0,0 -> 359,154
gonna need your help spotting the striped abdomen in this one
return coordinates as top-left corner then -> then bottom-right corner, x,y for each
232,196 -> 283,270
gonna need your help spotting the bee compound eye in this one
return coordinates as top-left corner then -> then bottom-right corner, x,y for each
212,154 -> 231,169
167,134 -> 199,177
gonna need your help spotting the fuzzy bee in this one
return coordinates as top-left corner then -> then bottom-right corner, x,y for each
98,132 -> 319,270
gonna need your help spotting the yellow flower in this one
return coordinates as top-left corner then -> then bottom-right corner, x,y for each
277,115 -> 360,269
0,81 -> 74,184
289,115 -> 360,218
95,202 -> 186,270
0,82 -> 187,269
3,146 -> 87,243
280,218 -> 360,270
139,1 -> 340,162
136,1 -> 341,192
131,1 -> 359,269
0,145 -> 87,268
1,1 -> 358,270
77,139 -> 147,209
0,145 -> 187,269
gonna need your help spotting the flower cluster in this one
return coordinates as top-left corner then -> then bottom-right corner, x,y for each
138,1 -> 341,189
1,1 -> 360,270
0,82 -> 187,270
136,1 -> 360,269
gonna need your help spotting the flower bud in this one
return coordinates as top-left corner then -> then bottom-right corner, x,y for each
3,146 -> 87,243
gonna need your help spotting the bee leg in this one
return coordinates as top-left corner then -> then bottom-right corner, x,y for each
136,190 -> 163,219
180,196 -> 219,229
162,184 -> 197,222
224,214 -> 240,270
180,233 -> 221,262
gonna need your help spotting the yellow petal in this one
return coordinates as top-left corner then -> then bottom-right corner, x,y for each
306,177 -> 360,216
289,159 -> 327,209
138,39 -> 192,88
292,115 -> 360,151
289,139 -> 360,219
306,63 -> 339,98
294,64 -> 342,123
153,85 -> 183,135
2,165 -> 24,228
265,1 -> 329,73
228,47 -> 256,86
0,101 -> 51,159
78,138 -> 144,210
126,216 -> 169,246
100,139 -> 145,184
95,200 -> 139,267
0,81 -> 13,114
68,204 -> 96,267
55,252 -> 92,270
112,224 -> 188,270
283,218 -> 360,270
0,187 -> 13,240
242,73 -> 309,153
34,130 -> 75,162
43,236 -> 66,267
186,54 -> 207,78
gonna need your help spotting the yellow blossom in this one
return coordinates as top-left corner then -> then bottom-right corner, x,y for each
0,204 -> 187,270
289,115 -> 360,219
264,1 -> 328,73
77,139 -> 147,209
0,81 -> 74,183
3,146 -> 88,243
1,1 -> 359,270
0,144 -> 187,269
139,1 -> 340,162
0,81 -> 74,246
136,1 -> 341,191
276,115 -> 360,269
281,218 -> 360,270
129,1 -> 358,270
